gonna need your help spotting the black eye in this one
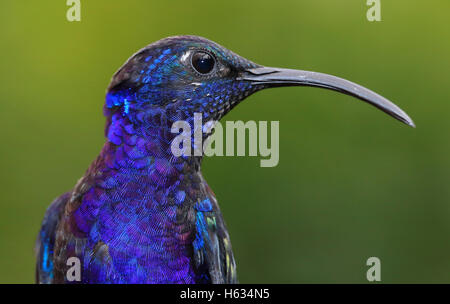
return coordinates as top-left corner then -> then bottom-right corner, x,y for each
191,51 -> 215,74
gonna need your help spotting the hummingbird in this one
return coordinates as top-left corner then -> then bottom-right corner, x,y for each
35,35 -> 414,284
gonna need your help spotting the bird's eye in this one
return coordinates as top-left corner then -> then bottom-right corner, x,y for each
191,51 -> 215,74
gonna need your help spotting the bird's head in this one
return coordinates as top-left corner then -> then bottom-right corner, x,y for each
105,36 -> 262,127
105,35 -> 414,140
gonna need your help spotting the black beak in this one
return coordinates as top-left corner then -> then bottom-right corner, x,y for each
239,67 -> 415,127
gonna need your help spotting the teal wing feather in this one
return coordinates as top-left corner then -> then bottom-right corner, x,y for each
192,189 -> 237,284
35,193 -> 70,283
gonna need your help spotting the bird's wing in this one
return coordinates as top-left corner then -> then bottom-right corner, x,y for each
37,172 -> 119,283
35,192 -> 70,283
192,188 -> 237,284
49,171 -> 113,283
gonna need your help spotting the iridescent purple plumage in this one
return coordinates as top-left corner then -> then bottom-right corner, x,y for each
36,36 -> 259,283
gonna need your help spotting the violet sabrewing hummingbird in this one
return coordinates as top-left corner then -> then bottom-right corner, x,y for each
35,35 -> 414,284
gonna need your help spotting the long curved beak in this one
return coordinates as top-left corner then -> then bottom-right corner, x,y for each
239,67 -> 415,127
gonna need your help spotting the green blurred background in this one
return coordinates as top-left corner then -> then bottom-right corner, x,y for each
1,0 -> 449,283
